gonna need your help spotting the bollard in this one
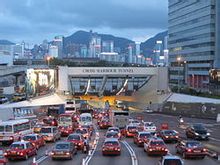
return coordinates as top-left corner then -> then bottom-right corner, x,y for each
32,157 -> 38,165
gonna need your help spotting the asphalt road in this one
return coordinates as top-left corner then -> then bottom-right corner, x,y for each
4,112 -> 220,165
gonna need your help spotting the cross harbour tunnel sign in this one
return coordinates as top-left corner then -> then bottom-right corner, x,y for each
82,68 -> 134,74
65,67 -> 160,76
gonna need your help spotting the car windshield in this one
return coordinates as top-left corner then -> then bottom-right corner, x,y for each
104,141 -> 119,146
55,143 -> 69,150
193,124 -> 206,131
76,129 -> 87,134
140,133 -> 151,138
81,116 -> 91,122
68,135 -> 80,140
23,136 -> 36,141
164,159 -> 182,165
41,128 -> 52,133
59,116 -> 72,122
145,123 -> 155,127
186,142 -> 201,148
150,140 -> 165,145
109,128 -> 119,132
128,126 -> 137,130
164,130 -> 176,135
106,132 -> 118,137
11,144 -> 24,149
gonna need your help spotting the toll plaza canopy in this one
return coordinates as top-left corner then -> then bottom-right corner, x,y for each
0,94 -> 65,109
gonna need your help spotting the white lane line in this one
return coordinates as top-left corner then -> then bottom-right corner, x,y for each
36,155 -> 48,164
209,137 -> 220,142
122,141 -> 138,165
83,125 -> 100,165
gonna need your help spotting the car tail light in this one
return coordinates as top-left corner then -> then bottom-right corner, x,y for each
50,152 -> 54,155
20,152 -> 24,156
4,152 -> 7,156
165,136 -> 169,138
187,149 -> 192,152
175,136 -> 179,138
9,136 -> 14,140
149,148 -> 153,151
165,148 -> 168,152
203,148 -> 207,152
65,152 -> 70,155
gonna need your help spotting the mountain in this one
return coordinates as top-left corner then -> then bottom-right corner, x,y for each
64,30 -> 134,54
0,40 -> 15,45
140,31 -> 168,57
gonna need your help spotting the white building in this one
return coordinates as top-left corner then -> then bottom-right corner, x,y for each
0,44 -> 14,66
49,45 -> 59,58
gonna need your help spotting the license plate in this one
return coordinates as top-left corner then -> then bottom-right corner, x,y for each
194,150 -> 201,153
56,151 -> 63,154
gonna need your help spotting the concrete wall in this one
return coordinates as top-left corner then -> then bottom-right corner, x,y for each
162,102 -> 220,119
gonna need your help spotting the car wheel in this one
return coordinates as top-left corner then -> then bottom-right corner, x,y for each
25,154 -> 28,160
183,152 -> 187,159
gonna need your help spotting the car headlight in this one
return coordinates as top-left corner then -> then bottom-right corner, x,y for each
207,133 -> 210,136
195,132 -> 199,136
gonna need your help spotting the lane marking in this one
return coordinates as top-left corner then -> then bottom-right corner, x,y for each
83,125 -> 100,165
36,155 -> 48,164
122,141 -> 138,165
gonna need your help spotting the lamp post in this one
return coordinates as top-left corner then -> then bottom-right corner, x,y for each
46,56 -> 51,68
177,57 -> 181,93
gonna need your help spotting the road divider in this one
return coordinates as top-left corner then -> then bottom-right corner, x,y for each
82,125 -> 100,165
122,141 -> 138,165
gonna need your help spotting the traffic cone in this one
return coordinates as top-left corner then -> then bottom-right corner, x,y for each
32,157 -> 38,165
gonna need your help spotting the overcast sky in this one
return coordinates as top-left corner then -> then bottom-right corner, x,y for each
0,0 -> 168,45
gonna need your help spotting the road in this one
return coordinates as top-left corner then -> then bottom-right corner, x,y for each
4,113 -> 220,165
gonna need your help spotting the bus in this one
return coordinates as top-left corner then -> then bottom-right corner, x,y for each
58,113 -> 76,136
79,113 -> 92,126
47,105 -> 65,117
0,119 -> 32,145
65,99 -> 81,113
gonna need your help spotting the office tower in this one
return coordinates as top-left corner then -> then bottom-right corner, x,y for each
89,33 -> 101,58
168,0 -> 220,90
53,35 -> 64,58
49,45 -> 58,58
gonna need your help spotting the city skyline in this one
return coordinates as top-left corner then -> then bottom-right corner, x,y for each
0,0 -> 168,44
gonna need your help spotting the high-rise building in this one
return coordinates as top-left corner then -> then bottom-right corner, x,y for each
0,42 -> 14,66
53,36 -> 64,58
127,43 -> 135,63
135,42 -> 141,56
49,45 -> 58,58
13,42 -> 25,59
89,33 -> 101,58
168,0 -> 220,90
102,40 -> 114,53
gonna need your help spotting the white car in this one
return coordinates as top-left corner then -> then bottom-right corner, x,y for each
158,155 -> 184,165
129,119 -> 141,126
143,122 -> 156,133
0,96 -> 8,104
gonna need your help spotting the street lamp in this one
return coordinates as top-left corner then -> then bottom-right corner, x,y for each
177,57 -> 181,93
46,56 -> 51,67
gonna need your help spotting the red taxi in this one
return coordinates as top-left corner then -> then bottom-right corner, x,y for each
144,138 -> 168,156
4,141 -> 37,160
43,117 -> 58,126
176,140 -> 207,159
67,133 -> 84,150
134,132 -> 152,147
105,131 -> 120,139
157,130 -> 179,143
125,125 -> 138,137
75,128 -> 90,139
22,134 -> 45,149
99,119 -> 111,129
102,138 -> 121,156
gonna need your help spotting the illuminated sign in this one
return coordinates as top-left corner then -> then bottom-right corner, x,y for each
82,68 -> 134,74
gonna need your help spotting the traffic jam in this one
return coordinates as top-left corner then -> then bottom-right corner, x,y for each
0,98 -> 217,165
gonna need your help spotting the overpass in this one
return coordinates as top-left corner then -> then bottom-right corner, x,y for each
0,65 -> 48,77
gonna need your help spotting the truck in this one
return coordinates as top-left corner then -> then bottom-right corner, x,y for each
110,110 -> 129,129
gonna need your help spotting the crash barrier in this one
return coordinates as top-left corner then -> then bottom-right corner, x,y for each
162,102 -> 220,119
207,150 -> 220,161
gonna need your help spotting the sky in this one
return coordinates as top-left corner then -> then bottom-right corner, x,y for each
0,0 -> 168,45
